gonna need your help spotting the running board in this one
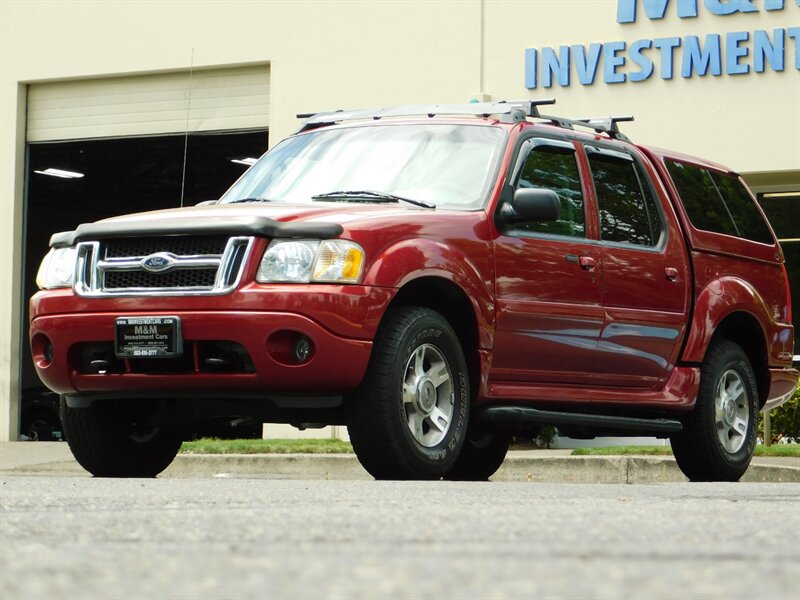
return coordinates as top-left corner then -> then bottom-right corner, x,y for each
479,406 -> 683,435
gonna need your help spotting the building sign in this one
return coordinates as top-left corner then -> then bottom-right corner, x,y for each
525,0 -> 799,88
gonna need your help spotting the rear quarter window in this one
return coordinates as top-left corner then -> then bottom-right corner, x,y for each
710,172 -> 774,245
666,160 -> 774,245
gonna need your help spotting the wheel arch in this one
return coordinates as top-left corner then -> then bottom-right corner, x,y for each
709,312 -> 770,408
363,237 -> 495,401
682,277 -> 772,407
387,276 -> 483,402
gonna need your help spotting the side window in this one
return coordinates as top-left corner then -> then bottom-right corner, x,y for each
666,161 -> 738,237
666,160 -> 775,244
710,172 -> 774,244
588,150 -> 663,247
515,148 -> 585,238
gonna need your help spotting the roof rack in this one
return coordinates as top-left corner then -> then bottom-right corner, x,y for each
573,116 -> 634,141
295,100 -> 634,141
296,102 -> 535,132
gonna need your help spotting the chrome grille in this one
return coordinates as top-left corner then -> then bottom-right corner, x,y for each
104,268 -> 219,289
74,235 -> 254,297
224,243 -> 249,287
104,236 -> 229,258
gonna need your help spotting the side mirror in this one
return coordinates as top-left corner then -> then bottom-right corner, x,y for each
195,200 -> 218,206
500,188 -> 560,223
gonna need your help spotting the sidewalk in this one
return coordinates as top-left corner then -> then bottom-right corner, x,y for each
2,442 -> 799,483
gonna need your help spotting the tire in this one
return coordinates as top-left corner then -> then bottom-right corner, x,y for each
347,307 -> 470,480
21,409 -> 62,442
445,423 -> 510,481
60,398 -> 182,478
671,339 -> 759,482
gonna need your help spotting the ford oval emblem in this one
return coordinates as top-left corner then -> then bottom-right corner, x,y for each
141,253 -> 177,273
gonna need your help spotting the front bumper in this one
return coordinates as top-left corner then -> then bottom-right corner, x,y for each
30,284 -> 395,396
31,310 -> 373,395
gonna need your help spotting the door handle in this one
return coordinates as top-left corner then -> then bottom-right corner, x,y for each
665,267 -> 679,282
579,256 -> 596,272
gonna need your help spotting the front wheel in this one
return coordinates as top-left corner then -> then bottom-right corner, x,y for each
347,307 -> 470,480
671,340 -> 759,482
61,398 -> 182,477
445,424 -> 510,481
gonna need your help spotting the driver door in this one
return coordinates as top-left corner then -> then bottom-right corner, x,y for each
491,136 -> 604,386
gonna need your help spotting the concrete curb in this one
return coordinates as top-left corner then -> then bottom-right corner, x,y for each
166,454 -> 370,480
495,455 -> 800,483
3,451 -> 798,483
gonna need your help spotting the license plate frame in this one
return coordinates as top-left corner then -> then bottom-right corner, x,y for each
114,316 -> 183,359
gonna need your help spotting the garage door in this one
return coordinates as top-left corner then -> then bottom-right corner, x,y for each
26,64 -> 270,142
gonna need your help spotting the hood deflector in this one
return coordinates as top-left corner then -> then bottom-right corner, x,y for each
49,216 -> 344,248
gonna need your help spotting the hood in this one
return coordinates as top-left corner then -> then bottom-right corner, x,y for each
103,201 -> 435,227
48,202 -> 450,248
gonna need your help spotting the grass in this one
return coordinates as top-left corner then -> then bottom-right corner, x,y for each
180,438 -> 354,454
179,438 -> 799,457
571,444 -> 800,457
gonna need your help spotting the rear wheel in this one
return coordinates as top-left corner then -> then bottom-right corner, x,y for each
671,340 -> 759,482
21,408 -> 63,441
347,307 -> 470,480
61,398 -> 182,477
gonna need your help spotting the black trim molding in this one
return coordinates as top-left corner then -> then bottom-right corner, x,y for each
50,215 -> 343,247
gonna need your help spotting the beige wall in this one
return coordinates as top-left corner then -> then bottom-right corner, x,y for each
483,1 -> 799,176
1,0 -> 798,439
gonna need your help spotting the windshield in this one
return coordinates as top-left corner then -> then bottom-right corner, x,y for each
220,123 -> 506,209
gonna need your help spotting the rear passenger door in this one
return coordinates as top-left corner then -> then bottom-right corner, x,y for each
584,143 -> 691,388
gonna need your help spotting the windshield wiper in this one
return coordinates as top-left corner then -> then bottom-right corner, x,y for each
226,196 -> 275,204
312,190 -> 435,209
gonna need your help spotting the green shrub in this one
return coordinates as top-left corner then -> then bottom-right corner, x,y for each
536,425 -> 558,449
759,389 -> 800,443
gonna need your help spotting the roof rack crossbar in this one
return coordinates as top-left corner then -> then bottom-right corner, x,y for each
494,99 -> 557,123
525,98 -> 557,118
573,116 -> 634,140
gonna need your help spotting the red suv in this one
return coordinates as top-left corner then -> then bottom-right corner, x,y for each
30,101 -> 798,481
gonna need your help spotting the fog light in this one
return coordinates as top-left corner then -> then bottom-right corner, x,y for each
31,333 -> 54,368
266,330 -> 315,366
293,337 -> 311,363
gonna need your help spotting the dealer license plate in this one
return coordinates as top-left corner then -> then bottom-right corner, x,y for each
115,316 -> 182,358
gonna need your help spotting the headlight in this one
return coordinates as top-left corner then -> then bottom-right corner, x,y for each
256,240 -> 365,284
36,247 -> 77,290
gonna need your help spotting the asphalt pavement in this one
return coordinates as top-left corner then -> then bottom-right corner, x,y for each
1,442 -> 799,483
1,476 -> 798,600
